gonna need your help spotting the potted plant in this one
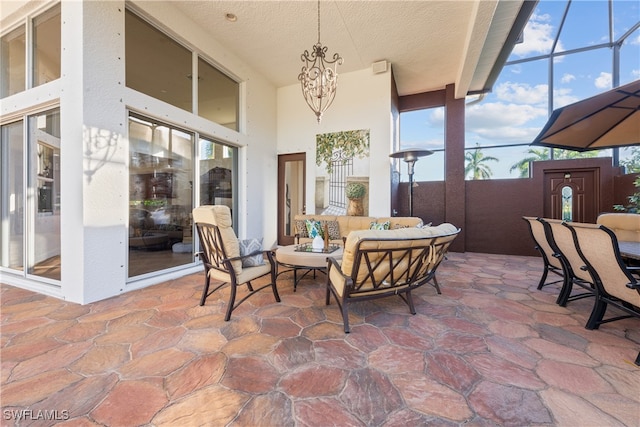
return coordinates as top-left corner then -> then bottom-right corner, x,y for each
345,182 -> 366,216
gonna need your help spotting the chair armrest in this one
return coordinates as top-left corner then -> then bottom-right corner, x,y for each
327,256 -> 342,271
326,257 -> 353,289
228,250 -> 276,268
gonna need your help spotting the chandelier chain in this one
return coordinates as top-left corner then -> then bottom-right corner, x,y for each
317,0 -> 320,43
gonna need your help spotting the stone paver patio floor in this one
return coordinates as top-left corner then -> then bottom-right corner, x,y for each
1,252 -> 639,426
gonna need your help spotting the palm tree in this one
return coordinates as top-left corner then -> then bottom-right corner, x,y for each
510,148 -> 599,178
465,143 -> 499,180
509,148 -> 550,178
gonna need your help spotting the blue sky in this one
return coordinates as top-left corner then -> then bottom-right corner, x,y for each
400,0 -> 640,182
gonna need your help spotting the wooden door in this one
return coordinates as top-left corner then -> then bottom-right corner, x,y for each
544,168 -> 599,223
278,153 -> 306,245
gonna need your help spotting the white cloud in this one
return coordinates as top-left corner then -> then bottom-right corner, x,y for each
493,82 -> 548,105
466,102 -> 548,143
553,88 -> 579,108
594,72 -> 612,89
632,69 -> 640,79
561,73 -> 575,83
511,12 -> 564,57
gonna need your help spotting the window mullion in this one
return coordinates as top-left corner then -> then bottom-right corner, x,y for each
25,15 -> 34,90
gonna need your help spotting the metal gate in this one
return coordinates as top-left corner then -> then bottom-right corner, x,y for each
328,150 -> 353,210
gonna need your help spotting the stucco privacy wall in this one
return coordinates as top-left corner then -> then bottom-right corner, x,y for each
277,67 -> 394,217
1,1 -> 278,303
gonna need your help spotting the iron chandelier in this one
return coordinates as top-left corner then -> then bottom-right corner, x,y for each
298,0 -> 343,123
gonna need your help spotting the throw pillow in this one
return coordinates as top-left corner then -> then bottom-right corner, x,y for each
322,220 -> 341,240
392,223 -> 409,229
305,220 -> 323,238
238,238 -> 265,267
370,221 -> 390,230
295,219 -> 309,238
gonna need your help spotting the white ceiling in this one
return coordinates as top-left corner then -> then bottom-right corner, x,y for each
0,0 -> 530,98
169,0 -> 529,98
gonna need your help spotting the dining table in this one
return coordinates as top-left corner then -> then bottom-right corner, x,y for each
618,241 -> 640,261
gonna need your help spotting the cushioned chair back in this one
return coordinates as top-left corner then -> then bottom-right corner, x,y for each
523,216 -> 562,270
566,222 -> 640,306
544,219 -> 592,283
193,205 -> 242,274
342,226 -> 460,292
597,213 -> 640,243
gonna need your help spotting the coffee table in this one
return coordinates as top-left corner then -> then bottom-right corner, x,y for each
275,244 -> 343,291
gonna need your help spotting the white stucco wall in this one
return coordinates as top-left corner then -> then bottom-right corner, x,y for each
277,67 -> 394,217
1,0 -> 279,303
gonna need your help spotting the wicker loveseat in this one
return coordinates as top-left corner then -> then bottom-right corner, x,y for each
326,223 -> 460,332
293,214 -> 424,246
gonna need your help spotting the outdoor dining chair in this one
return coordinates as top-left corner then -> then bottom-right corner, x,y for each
193,205 -> 280,321
563,221 -> 640,330
538,218 -> 594,307
522,216 -> 565,291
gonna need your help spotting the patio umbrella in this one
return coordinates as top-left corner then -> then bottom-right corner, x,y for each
531,79 -> 640,152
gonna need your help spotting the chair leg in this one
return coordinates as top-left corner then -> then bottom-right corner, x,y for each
585,297 -> 607,330
405,290 -> 417,315
537,267 -> 549,290
270,273 -> 281,303
431,276 -> 442,294
556,277 -> 572,307
342,301 -> 350,333
224,282 -> 238,321
199,275 -> 211,306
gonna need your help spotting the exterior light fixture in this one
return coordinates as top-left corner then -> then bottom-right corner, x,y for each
298,0 -> 343,123
390,149 -> 433,217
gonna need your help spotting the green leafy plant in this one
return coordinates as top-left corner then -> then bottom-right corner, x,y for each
614,176 -> 640,213
316,129 -> 370,174
345,182 -> 366,200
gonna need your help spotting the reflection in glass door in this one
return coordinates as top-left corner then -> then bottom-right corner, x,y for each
128,114 -> 194,278
278,153 -> 306,245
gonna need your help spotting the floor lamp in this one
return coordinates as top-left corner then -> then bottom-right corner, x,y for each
390,149 -> 433,217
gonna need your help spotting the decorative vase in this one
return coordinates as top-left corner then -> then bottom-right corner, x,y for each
347,198 -> 364,216
312,235 -> 324,250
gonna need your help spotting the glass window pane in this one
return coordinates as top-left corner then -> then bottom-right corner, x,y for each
467,60 -> 549,150
29,108 -> 61,280
199,137 -> 236,219
562,186 -> 573,221
556,1 -> 609,52
1,120 -> 24,271
125,10 -> 193,113
508,1 -> 567,61
33,4 -> 61,87
400,107 -> 444,181
553,48 -> 612,109
198,57 -> 239,131
620,27 -> 640,86
1,25 -> 26,98
613,0 -> 640,42
129,114 -> 194,278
